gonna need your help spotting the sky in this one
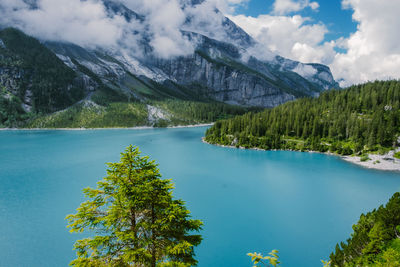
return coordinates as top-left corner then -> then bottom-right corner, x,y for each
0,0 -> 399,87
234,0 -> 357,43
226,0 -> 400,86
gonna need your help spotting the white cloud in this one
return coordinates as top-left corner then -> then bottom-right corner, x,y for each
331,0 -> 400,86
231,0 -> 400,86
0,0 -> 127,48
228,13 -> 335,63
0,0 -> 198,58
1,0 -> 398,86
183,1 -> 226,40
122,0 -> 195,58
291,41 -> 336,64
0,0 -> 250,58
272,0 -> 319,15
292,64 -> 317,78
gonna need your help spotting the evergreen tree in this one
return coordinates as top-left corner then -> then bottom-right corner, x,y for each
66,145 -> 203,267
205,80 -> 400,155
330,192 -> 400,267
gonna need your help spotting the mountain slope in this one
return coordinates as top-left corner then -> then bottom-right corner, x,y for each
47,31 -> 338,109
330,192 -> 400,266
44,0 -> 338,108
0,28 -> 254,128
0,0 -> 339,128
0,28 -> 88,113
0,28 -> 90,126
204,80 -> 400,154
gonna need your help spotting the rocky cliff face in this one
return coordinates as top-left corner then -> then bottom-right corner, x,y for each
47,34 -> 337,108
42,1 -> 338,108
0,0 -> 339,118
152,52 -> 295,107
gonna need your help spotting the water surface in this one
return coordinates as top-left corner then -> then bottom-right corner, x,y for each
0,127 -> 399,267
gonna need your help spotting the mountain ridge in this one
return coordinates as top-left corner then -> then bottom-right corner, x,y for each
0,0 -> 339,128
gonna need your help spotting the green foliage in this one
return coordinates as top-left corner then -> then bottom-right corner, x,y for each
360,154 -> 371,162
0,28 -> 253,128
0,28 -> 85,113
0,93 -> 30,127
28,102 -> 148,128
321,260 -> 332,267
329,192 -> 400,267
153,100 -> 257,126
248,250 -> 280,267
90,86 -> 130,106
394,152 -> 400,159
28,100 -> 252,128
66,145 -> 203,266
205,80 -> 400,154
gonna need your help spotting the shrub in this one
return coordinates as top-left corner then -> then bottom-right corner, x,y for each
360,154 -> 371,162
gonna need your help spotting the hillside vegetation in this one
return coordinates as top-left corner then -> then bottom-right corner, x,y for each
28,100 -> 253,128
0,28 -> 85,114
330,193 -> 400,267
205,80 -> 400,155
0,28 -> 253,128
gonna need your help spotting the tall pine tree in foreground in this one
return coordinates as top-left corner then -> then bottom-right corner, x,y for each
66,145 -> 203,267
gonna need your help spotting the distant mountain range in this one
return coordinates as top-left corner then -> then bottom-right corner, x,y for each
0,0 -> 339,127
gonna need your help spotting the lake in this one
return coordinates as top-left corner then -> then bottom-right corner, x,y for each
0,127 -> 399,267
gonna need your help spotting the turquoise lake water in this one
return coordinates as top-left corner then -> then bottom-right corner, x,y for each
0,127 -> 399,267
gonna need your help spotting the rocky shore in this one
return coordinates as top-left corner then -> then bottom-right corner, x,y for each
202,138 -> 400,172
341,149 -> 400,172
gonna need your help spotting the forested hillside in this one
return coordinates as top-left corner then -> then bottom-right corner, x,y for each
0,28 -> 86,113
0,28 -> 253,128
330,193 -> 400,266
28,100 -> 254,128
205,80 -> 400,155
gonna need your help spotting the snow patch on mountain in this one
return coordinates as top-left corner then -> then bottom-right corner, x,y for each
292,64 -> 317,78
55,54 -> 75,69
113,51 -> 170,82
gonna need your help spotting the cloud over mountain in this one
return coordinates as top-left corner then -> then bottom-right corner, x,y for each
0,0 -> 127,48
0,0 -> 251,59
1,0 -> 398,86
229,0 -> 400,86
331,0 -> 400,85
0,0 -> 197,58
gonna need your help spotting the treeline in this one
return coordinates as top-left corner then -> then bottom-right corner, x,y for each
28,100 -> 253,128
153,100 -> 258,126
330,193 -> 400,266
0,28 -> 85,113
205,80 -> 400,154
0,91 -> 31,127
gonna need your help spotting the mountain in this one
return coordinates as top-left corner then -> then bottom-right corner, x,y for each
46,0 -> 338,107
0,0 -> 339,128
0,28 -> 88,126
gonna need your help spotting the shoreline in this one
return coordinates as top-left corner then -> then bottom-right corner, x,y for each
0,123 -> 213,131
202,138 -> 400,172
341,153 -> 400,172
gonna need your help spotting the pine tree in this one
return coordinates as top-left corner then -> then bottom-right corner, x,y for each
66,145 -> 203,267
204,80 -> 400,154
